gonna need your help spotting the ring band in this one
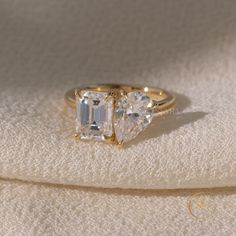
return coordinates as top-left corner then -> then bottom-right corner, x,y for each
65,84 -> 175,145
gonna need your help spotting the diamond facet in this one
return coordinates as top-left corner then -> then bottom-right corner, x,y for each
114,91 -> 154,144
76,91 -> 113,141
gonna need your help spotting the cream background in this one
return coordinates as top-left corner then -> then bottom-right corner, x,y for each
0,0 -> 236,235
0,179 -> 235,236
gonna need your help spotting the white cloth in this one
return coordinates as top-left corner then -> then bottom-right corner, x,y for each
0,0 -> 236,235
0,0 -> 236,190
0,179 -> 235,236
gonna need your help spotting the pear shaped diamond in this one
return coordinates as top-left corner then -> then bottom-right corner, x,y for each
114,91 -> 154,144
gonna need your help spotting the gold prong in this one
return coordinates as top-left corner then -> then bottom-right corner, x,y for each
75,89 -> 81,98
105,92 -> 114,100
105,89 -> 120,100
119,89 -> 127,97
74,133 -> 80,139
117,140 -> 124,148
104,133 -> 117,144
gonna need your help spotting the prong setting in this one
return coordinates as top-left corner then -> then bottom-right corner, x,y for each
63,85 -> 175,146
75,89 -> 81,99
74,88 -> 154,146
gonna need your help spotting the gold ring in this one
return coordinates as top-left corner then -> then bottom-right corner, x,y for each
65,84 -> 175,145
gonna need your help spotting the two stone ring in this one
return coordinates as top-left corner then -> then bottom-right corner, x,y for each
65,84 -> 175,146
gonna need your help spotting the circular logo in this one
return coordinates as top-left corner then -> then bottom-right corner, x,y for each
188,192 -> 216,220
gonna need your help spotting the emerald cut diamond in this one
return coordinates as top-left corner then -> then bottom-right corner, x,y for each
76,91 -> 113,141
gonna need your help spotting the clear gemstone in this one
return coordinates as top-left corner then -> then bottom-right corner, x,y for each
114,91 -> 153,143
76,91 -> 113,141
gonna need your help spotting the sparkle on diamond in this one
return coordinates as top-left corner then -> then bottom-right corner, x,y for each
76,91 -> 113,141
114,91 -> 153,144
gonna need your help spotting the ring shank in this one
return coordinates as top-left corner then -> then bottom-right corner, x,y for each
65,84 -> 175,113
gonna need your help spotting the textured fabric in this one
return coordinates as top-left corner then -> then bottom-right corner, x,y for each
0,0 -> 236,189
1,1 -> 236,235
0,179 -> 236,236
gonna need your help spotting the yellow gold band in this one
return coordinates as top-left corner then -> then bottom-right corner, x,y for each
65,84 -> 175,113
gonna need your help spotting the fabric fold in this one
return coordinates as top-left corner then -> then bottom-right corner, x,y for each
0,179 -> 235,235
0,0 -> 236,189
